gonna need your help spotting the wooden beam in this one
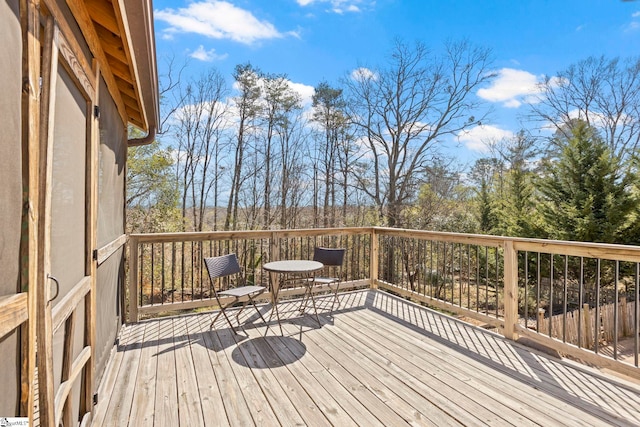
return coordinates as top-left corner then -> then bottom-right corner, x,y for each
97,234 -> 128,265
85,0 -> 120,36
38,0 -> 94,96
56,27 -> 94,100
20,0 -> 41,419
113,75 -> 136,98
373,227 -> 504,248
108,56 -> 134,84
49,0 -> 129,127
94,24 -> 127,63
121,93 -> 142,114
51,276 -> 91,335
54,345 -> 92,427
119,95 -> 143,120
514,239 -> 640,263
110,0 -> 147,130
60,311 -> 76,427
80,59 -> 101,423
136,280 -> 369,316
376,281 -> 504,330
128,116 -> 145,130
36,15 -> 57,427
0,293 -> 29,339
130,228 -> 372,244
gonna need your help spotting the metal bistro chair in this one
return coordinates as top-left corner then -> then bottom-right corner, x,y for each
204,254 -> 267,334
307,247 -> 346,312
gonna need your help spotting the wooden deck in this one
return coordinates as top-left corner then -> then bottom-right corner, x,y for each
92,290 -> 640,426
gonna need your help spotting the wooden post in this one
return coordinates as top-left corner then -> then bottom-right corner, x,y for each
79,59 -> 100,423
37,15 -> 58,427
583,303 -> 592,349
270,231 -> 279,262
128,236 -> 139,323
502,240 -> 518,340
621,296 -> 628,337
20,0 -> 42,421
537,308 -> 545,332
370,228 -> 379,289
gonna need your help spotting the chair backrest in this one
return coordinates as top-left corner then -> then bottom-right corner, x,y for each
313,247 -> 346,267
204,254 -> 242,281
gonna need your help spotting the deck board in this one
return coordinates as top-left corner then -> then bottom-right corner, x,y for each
128,319 -> 159,426
183,314 -> 228,427
153,316 -> 179,427
106,322 -> 145,426
174,317 -> 206,427
320,312 -> 525,426
364,296 -> 640,425
93,290 -> 640,426
350,306 -> 606,426
91,320 -> 133,426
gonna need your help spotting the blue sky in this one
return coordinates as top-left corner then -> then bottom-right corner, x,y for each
152,0 -> 640,165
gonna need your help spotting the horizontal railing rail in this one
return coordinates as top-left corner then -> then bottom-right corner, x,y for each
127,226 -> 640,379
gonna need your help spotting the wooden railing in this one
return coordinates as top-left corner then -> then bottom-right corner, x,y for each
128,228 -> 373,320
127,227 -> 640,379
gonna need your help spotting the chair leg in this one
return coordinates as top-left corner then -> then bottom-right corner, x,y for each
307,288 -> 321,326
330,281 -> 341,312
247,294 -> 268,325
235,300 -> 250,324
211,298 -> 239,334
299,285 -> 311,313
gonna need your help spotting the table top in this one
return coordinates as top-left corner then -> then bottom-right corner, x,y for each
263,260 -> 323,273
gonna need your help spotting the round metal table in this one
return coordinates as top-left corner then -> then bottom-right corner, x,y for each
263,260 -> 324,333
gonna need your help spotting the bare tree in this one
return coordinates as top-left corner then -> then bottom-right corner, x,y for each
531,56 -> 640,162
225,63 -> 262,230
173,69 -> 229,231
157,55 -> 189,137
261,74 -> 302,228
344,39 -> 494,227
277,113 -> 309,229
312,82 -> 349,228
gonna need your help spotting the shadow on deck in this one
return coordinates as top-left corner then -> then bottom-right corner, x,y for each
92,290 -> 640,426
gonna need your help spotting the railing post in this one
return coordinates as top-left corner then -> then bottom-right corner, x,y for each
128,235 -> 139,323
537,308 -> 546,332
621,296 -> 628,336
370,228 -> 378,289
582,303 -> 591,349
270,231 -> 279,262
503,240 -> 518,340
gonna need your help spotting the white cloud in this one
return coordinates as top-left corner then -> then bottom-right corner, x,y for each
190,45 -> 228,62
624,12 -> 640,33
296,0 -> 369,13
287,81 -> 315,108
350,67 -> 378,81
155,1 -> 283,44
477,68 -> 548,108
457,125 -> 514,153
625,21 -> 640,33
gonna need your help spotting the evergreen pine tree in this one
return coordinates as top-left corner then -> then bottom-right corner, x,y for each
538,121 -> 637,243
